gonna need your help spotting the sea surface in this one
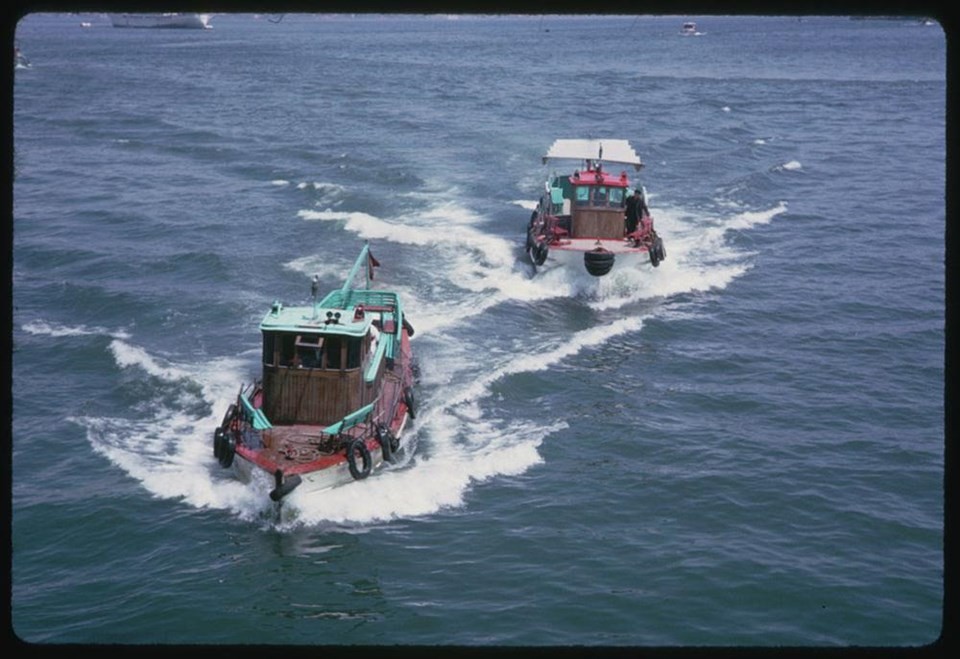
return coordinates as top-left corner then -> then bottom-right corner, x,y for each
9,13 -> 946,648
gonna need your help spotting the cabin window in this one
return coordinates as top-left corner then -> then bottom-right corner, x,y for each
262,332 -> 276,365
574,186 -> 590,205
270,332 -> 362,370
295,334 -> 324,368
592,186 -> 609,205
347,337 -> 361,368
324,337 -> 342,369
609,188 -> 625,205
278,333 -> 297,367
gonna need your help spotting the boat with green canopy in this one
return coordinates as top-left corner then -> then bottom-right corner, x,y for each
213,243 -> 417,502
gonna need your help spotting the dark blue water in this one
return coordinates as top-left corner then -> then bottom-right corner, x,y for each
11,13 -> 945,646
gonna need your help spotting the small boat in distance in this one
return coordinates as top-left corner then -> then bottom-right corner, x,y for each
108,13 -> 212,29
681,22 -> 700,35
213,243 -> 418,502
525,139 -> 666,277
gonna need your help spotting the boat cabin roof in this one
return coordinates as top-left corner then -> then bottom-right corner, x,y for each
260,288 -> 400,338
569,168 -> 631,188
543,139 -> 642,170
260,303 -> 373,338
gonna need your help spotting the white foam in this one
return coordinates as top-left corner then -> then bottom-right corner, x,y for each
109,339 -> 191,381
282,417 -> 561,527
76,338 -> 270,517
512,199 -> 538,211
21,319 -> 131,339
84,189 -> 789,528
777,160 -> 802,171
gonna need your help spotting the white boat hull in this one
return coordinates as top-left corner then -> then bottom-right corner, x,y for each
532,239 -> 654,273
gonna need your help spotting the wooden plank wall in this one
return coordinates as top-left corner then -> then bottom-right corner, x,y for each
263,367 -> 363,425
572,209 -> 624,239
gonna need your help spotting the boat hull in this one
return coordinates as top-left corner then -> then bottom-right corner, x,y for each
231,418 -> 405,496
532,239 -> 654,274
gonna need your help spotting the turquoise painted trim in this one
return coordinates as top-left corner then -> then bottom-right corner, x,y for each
338,243 -> 371,308
239,393 -> 272,430
260,289 -> 401,336
364,334 -> 389,383
322,402 -> 375,435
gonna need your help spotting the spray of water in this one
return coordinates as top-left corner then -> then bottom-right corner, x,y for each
64,187 -> 786,527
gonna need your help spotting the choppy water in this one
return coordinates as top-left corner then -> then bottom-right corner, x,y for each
10,13 -> 945,647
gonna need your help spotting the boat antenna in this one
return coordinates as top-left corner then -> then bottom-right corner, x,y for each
311,275 -> 319,319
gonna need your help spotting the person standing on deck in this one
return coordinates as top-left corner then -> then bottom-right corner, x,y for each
624,188 -> 648,235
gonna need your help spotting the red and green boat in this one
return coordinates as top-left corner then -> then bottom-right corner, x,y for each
213,243 -> 417,502
526,139 -> 666,276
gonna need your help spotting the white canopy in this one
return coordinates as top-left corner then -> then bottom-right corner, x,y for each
542,139 -> 642,170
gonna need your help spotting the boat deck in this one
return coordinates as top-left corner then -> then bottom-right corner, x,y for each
238,364 -> 408,476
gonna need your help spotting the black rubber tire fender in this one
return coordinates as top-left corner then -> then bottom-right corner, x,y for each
376,424 -> 396,463
346,438 -> 372,480
403,387 -> 417,420
218,432 -> 236,468
533,241 -> 549,266
213,426 -> 224,459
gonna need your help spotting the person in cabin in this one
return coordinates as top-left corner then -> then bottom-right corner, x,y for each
624,188 -> 648,235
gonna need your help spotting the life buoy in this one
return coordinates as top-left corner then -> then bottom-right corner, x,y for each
376,424 -> 397,463
346,438 -> 372,480
218,432 -> 236,468
403,387 -> 417,419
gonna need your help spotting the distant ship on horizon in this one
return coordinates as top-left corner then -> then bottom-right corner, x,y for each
108,13 -> 212,29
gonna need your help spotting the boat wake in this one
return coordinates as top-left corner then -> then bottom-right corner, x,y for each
71,337 -> 281,521
22,319 -> 132,340
60,190 -> 786,529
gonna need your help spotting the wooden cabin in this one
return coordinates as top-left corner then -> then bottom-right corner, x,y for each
258,294 -> 401,426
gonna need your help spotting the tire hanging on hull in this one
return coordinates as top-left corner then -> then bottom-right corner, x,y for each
213,426 -> 224,459
218,432 -> 236,468
649,236 -> 666,267
403,387 -> 417,420
346,438 -> 372,480
376,424 -> 399,463
528,240 -> 549,266
584,249 -> 615,277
